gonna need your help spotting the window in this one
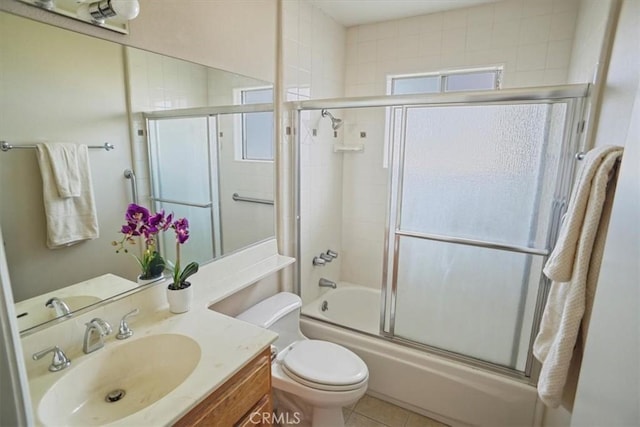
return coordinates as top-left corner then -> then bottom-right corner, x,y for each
383,68 -> 501,168
240,87 -> 274,161
388,68 -> 502,95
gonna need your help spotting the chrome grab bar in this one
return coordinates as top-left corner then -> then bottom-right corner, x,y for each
232,193 -> 274,206
149,197 -> 212,208
123,169 -> 138,205
1,141 -> 114,152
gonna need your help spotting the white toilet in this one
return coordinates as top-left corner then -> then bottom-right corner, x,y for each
237,292 -> 368,427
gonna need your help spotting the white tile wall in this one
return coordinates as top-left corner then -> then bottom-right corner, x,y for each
344,0 -> 580,96
283,0 -> 346,303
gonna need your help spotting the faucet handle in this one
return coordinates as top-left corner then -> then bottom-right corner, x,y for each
326,249 -> 338,259
116,308 -> 139,340
319,253 -> 333,262
312,256 -> 326,266
33,345 -> 71,372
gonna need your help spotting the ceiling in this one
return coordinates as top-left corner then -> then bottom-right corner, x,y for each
308,0 -> 500,27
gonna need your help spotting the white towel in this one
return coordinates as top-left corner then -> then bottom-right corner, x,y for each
40,143 -> 82,198
533,145 -> 623,408
36,143 -> 99,248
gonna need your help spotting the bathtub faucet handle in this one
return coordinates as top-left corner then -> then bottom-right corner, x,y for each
313,256 -> 326,266
319,253 -> 333,262
326,249 -> 338,259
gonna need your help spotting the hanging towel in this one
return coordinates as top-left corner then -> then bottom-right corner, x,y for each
36,143 -> 99,248
40,143 -> 82,198
533,145 -> 623,408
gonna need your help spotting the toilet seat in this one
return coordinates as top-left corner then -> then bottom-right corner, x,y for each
281,340 -> 368,392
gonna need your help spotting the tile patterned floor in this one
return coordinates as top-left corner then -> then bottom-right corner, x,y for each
343,395 -> 449,427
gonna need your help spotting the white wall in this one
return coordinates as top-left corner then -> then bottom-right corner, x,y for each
0,13 -> 138,300
570,0 -> 639,424
283,0 -> 347,303
344,0 -> 581,97
567,0 -> 614,84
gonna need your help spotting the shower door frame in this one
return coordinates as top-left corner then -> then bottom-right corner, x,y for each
144,102 -> 273,259
292,84 -> 589,382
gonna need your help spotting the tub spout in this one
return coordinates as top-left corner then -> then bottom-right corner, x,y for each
319,278 -> 337,289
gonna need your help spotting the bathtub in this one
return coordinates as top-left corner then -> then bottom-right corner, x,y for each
300,284 -> 541,427
301,284 -> 380,335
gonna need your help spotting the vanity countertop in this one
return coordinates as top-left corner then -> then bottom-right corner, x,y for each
25,296 -> 278,426
23,239 -> 293,426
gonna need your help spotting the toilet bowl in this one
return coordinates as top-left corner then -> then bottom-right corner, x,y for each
237,292 -> 368,427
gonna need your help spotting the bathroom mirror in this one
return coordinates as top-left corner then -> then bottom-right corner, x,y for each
0,11 -> 275,333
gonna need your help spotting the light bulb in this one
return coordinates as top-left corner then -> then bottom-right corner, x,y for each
110,0 -> 140,20
76,3 -> 95,22
76,0 -> 140,24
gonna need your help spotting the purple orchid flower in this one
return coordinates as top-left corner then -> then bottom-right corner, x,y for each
125,203 -> 150,224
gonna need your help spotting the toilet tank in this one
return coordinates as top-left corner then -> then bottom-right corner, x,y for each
236,292 -> 305,351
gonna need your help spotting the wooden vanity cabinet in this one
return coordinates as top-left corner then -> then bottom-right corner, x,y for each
175,347 -> 273,427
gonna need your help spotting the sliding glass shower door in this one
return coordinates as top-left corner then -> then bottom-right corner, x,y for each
384,101 -> 581,373
147,116 -> 221,265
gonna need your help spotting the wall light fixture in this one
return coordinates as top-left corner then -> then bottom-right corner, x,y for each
76,0 -> 140,24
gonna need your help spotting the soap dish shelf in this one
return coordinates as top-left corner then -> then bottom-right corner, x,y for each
333,144 -> 364,153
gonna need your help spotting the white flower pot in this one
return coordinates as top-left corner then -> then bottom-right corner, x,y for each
166,283 -> 193,314
137,273 -> 164,286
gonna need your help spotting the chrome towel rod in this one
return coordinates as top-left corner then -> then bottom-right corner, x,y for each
0,141 -> 114,152
232,193 -> 274,205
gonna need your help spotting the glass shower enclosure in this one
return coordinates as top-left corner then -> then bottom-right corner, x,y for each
294,84 -> 588,378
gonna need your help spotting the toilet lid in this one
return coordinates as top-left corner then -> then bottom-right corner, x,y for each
282,340 -> 368,388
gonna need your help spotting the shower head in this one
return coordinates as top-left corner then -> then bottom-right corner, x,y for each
321,109 -> 343,130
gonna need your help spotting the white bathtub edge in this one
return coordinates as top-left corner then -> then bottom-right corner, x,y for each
301,317 -> 538,427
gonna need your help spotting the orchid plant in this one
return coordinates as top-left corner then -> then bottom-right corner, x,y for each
113,204 -> 172,280
166,217 -> 199,290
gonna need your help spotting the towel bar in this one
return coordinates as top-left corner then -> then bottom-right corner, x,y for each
232,193 -> 274,205
0,141 -> 114,152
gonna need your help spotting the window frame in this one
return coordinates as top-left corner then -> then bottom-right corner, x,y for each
387,67 -> 503,96
233,86 -> 274,163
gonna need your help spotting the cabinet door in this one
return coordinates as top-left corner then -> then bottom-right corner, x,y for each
175,348 -> 271,427
237,395 -> 273,427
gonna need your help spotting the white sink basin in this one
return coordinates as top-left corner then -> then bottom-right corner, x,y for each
37,333 -> 201,426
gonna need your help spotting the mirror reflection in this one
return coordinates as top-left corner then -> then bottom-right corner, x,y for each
0,11 -> 274,332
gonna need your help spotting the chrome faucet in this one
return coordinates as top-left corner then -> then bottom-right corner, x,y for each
83,318 -> 112,354
32,345 -> 71,372
319,278 -> 337,289
45,297 -> 71,317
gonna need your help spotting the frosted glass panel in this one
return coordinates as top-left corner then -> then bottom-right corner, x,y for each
150,117 -> 211,203
148,116 -> 216,264
393,236 -> 544,370
156,202 -> 214,266
445,72 -> 497,92
400,103 -> 566,248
